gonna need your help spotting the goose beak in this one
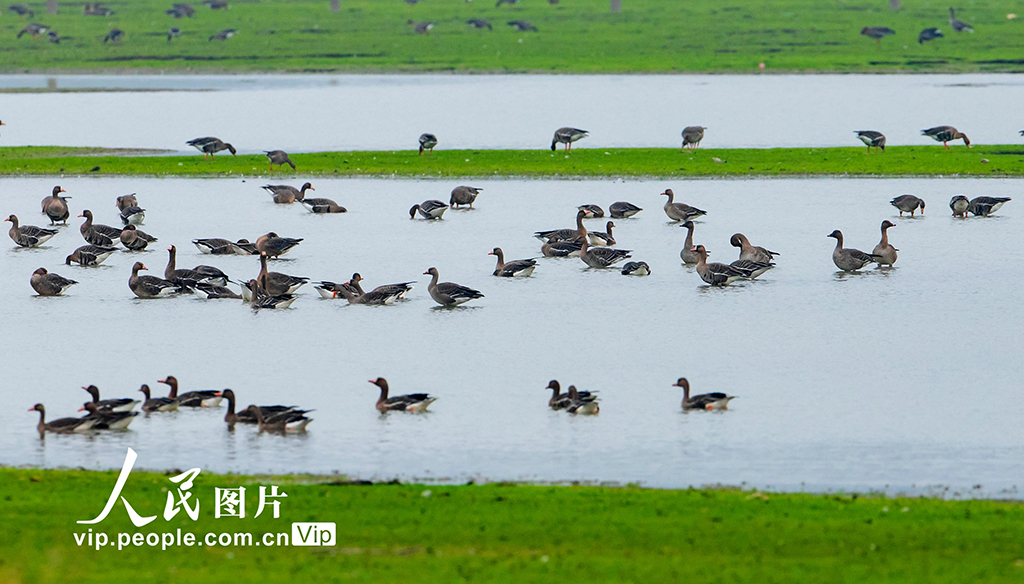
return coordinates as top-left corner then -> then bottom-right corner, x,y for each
77,407 -> 85,412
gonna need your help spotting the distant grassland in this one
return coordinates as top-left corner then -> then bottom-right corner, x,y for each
1,145 -> 1022,177
0,0 -> 1022,73
2,467 -> 1024,583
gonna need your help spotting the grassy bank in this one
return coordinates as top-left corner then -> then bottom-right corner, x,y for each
1,145 -> 1021,178
1,0 -> 1023,74
1,468 -> 1022,583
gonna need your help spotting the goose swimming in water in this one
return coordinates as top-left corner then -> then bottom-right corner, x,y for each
31,268 -> 77,296
673,378 -> 735,411
450,186 -> 482,209
967,196 -> 1011,216
410,200 -> 448,220
138,384 -> 178,412
30,403 -> 97,434
489,247 -> 537,277
827,230 -> 881,272
129,262 -> 180,298
661,189 -> 706,222
66,244 -> 117,266
693,245 -> 752,285
872,220 -> 898,267
620,261 -> 651,276
41,186 -> 70,225
262,183 -> 313,204
6,215 -> 57,248
546,380 -> 597,410
730,233 -> 778,264
424,267 -> 484,306
609,201 -> 642,218
370,377 -> 437,412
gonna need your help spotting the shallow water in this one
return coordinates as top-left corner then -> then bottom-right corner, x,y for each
1,175 -> 1020,494
0,73 -> 1021,151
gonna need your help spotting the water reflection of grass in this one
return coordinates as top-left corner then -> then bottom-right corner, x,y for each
0,0 -> 1021,73
2,468 -> 1022,582
1,145 -> 1020,177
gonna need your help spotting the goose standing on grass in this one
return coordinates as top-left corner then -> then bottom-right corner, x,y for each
409,200 -> 448,219
566,385 -> 599,415
551,127 -> 588,151
922,126 -> 969,148
535,209 -> 587,243
827,230 -> 881,272
370,377 -> 437,412
257,252 -> 308,295
30,404 -> 97,434
587,221 -> 616,246
245,404 -> 312,432
218,389 -> 309,426
246,279 -> 298,309
890,194 -> 925,217
138,384 -> 178,412
30,268 -> 77,296
78,403 -> 138,430
967,196 -> 1011,216
160,376 -> 222,408
193,238 -> 253,255
6,215 -> 57,247
79,210 -> 122,247
620,261 -> 651,276
300,196 -> 347,214
120,225 -> 156,251
262,182 -> 313,204
408,20 -> 435,35
66,244 -> 117,266
681,126 -> 706,150
578,204 -> 604,218
41,186 -> 70,225
730,233 -> 778,263
873,220 -> 898,267
541,240 -> 582,258
673,378 -> 735,411
860,26 -> 895,43
17,23 -> 49,39
579,233 -> 632,268
679,221 -> 700,264
450,186 -> 482,208
103,29 -> 125,43
418,133 -> 438,154
265,150 -> 295,171
466,18 -> 492,30
255,232 -> 302,258
919,27 -> 943,43
693,245 -> 749,285
662,189 -> 707,222
949,195 -> 969,217
8,4 -> 34,17
82,385 -> 139,412
129,262 -> 179,298
187,137 -> 236,160
609,201 -> 642,218
489,247 -> 537,277
168,27 -> 181,42
209,28 -> 236,41
548,380 -> 596,410
854,130 -> 886,152
948,7 -> 973,32
424,267 -> 484,306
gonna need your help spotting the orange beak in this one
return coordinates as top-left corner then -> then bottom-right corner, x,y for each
140,265 -> 148,271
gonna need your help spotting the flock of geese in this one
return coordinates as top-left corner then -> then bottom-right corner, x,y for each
861,7 -> 974,45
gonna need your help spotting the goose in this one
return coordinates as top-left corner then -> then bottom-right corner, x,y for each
79,210 -> 121,247
78,402 -> 138,430
47,30 -> 60,44
565,385 -> 599,415
730,233 -> 778,263
854,130 -> 886,152
620,261 -> 651,276
166,3 -> 195,17
578,204 -> 604,218
85,3 -> 115,16
609,201 -> 642,218
693,245 -> 749,285
948,7 -> 973,32
262,182 -> 313,204
192,238 -> 252,255
8,4 -> 33,17
541,240 -> 582,258
466,18 -> 492,30
328,274 -> 415,305
424,267 -> 484,306
551,127 -> 587,151
873,220 -> 898,267
495,0 -> 518,5
968,196 -> 1011,216
193,282 -> 241,299
418,133 -> 438,154
165,245 -> 229,286
918,27 -> 943,44
129,262 -> 179,298
535,209 -> 587,243
265,150 -> 295,171
119,205 -> 145,225
103,29 -> 125,43
209,28 -> 236,41
679,220 -> 700,264
138,384 -> 178,412
370,377 -> 437,412
409,200 -> 448,219
66,244 -> 117,266
186,137 -> 236,160
204,0 -> 229,8
730,258 -> 774,279
949,195 -> 969,217
579,233 -> 632,268
31,268 -> 77,296
408,20 -> 434,35
860,26 -> 895,43
168,26 -> 181,42
82,385 -> 139,413
508,20 -> 538,32
41,186 -> 70,225
681,126 -> 706,150
160,375 -> 222,408
218,389 -> 309,425
246,279 -> 298,309
258,252 -> 307,295
587,221 -> 616,246
17,23 -> 49,39
489,247 -> 537,277
300,197 -> 347,214
827,230 -> 881,272
245,404 -> 312,432
314,275 -> 362,299
255,232 -> 302,257
120,225 -> 155,251
661,189 -> 707,222
546,380 -> 596,410
673,378 -> 735,411
890,194 -> 925,217
29,404 -> 97,434
450,186 -> 482,208
115,194 -> 137,211
921,126 -> 969,148
6,215 -> 57,247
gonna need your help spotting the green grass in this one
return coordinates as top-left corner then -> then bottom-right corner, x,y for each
1,145 -> 1022,178
1,0 -> 1023,73
1,468 -> 1023,583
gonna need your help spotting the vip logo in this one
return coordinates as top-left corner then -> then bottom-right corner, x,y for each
291,522 -> 336,547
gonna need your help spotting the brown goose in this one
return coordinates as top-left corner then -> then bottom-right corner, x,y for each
673,378 -> 735,411
967,196 -> 1011,217
890,194 -> 925,216
192,238 -> 254,255
193,282 -> 242,300
860,26 -> 895,43
565,385 -> 600,415
854,130 -> 886,152
424,267 -> 484,306
187,137 -> 236,159
300,196 -> 347,214
535,209 -> 587,243
326,274 -> 414,305
31,267 -> 77,296
82,384 -> 140,412
620,261 -> 651,276
410,200 -> 448,219
661,189 -> 706,222
66,244 -> 117,266
255,232 -> 302,258
730,233 -> 778,264
6,214 -> 57,247
489,247 -> 537,277
79,210 -> 122,246
78,402 -> 138,430
370,377 -> 437,412
408,20 -> 435,35
551,127 -> 587,151
245,404 -> 313,432
693,245 -> 749,285
120,225 -> 156,251
578,204 -> 604,218
921,126 -> 969,149
165,245 -> 229,286
314,274 -> 362,299
587,221 -> 616,246
681,126 -> 706,150
160,375 -> 222,408
541,240 -> 582,258
450,186 -> 482,208
246,279 -> 298,309
828,230 -> 881,272
218,389 -> 309,426
579,232 -> 632,268
41,186 -> 70,225
948,7 -> 973,33
129,262 -> 179,298
30,403 -> 97,434
262,182 -> 313,204
418,133 -> 438,154
138,384 -> 178,412
265,150 -> 295,171
547,380 -> 597,410
116,194 -> 145,225
257,252 -> 308,295
679,220 -> 700,264
872,220 -> 898,267
609,201 -> 642,218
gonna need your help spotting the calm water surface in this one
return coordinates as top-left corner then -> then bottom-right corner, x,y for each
1,176 -> 1021,493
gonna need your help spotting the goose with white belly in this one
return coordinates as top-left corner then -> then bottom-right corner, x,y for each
661,189 -> 706,222
79,402 -> 138,430
424,267 -> 484,306
370,377 -> 437,412
587,221 -> 616,246
31,268 -> 77,296
489,247 -> 537,277
129,262 -> 180,298
66,245 -> 117,266
30,403 -> 97,434
409,200 -> 448,220
673,378 -> 735,411
160,375 -> 223,408
138,384 -> 179,412
7,215 -> 57,247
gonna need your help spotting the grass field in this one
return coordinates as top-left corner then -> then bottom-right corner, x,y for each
0,0 -> 1023,73
1,468 -> 1023,583
0,144 -> 1020,178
